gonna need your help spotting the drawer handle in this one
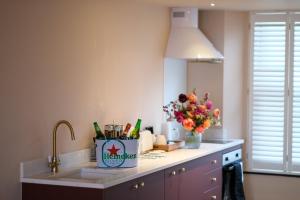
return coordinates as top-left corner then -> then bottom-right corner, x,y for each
211,177 -> 217,182
171,170 -> 176,176
139,182 -> 145,187
211,195 -> 217,200
211,160 -> 217,165
179,167 -> 186,173
132,184 -> 139,190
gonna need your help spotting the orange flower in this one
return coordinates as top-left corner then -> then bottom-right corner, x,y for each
195,126 -> 204,133
182,118 -> 195,131
203,119 -> 211,129
188,93 -> 198,103
213,108 -> 220,118
199,105 -> 206,112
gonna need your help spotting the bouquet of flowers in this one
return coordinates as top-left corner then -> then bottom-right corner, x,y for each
163,90 -> 221,135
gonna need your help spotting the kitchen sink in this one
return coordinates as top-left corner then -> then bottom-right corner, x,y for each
45,167 -> 124,181
201,139 -> 232,144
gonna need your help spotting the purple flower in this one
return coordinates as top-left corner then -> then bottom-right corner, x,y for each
206,100 -> 213,110
178,94 -> 188,103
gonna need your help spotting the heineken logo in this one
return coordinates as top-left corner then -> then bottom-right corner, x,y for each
102,140 -> 137,167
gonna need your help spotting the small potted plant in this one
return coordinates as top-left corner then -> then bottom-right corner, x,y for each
163,90 -> 221,149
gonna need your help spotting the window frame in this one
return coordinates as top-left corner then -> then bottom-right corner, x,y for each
247,11 -> 300,175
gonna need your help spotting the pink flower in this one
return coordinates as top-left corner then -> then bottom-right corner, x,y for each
174,111 -> 184,123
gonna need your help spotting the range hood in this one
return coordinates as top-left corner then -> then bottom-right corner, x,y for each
165,8 -> 224,63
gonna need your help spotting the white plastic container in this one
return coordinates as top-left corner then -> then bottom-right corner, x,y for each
96,139 -> 138,168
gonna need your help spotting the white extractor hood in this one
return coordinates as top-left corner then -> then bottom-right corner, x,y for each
165,8 -> 224,62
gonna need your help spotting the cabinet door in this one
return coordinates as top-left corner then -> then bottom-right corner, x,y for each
203,186 -> 222,200
104,179 -> 138,200
199,152 -> 222,173
137,171 -> 164,200
165,166 -> 180,200
202,168 -> 222,192
178,160 -> 203,200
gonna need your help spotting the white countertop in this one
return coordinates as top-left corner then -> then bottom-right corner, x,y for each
20,139 -> 243,189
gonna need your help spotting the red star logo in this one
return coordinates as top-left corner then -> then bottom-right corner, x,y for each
107,144 -> 120,156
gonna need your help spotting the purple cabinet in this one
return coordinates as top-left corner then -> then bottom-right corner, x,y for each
105,171 -> 164,200
23,171 -> 164,200
104,178 -> 138,200
165,152 -> 222,200
138,170 -> 164,200
178,160 -> 204,200
22,184 -> 103,200
165,165 -> 180,200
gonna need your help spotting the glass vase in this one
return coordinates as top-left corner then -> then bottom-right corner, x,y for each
185,132 -> 202,149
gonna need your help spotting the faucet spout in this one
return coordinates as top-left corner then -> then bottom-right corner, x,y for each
49,120 -> 75,173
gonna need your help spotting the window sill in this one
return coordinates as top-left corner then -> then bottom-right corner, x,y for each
244,170 -> 300,178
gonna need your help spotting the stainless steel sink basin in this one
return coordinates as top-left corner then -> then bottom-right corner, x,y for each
202,139 -> 232,144
45,167 -> 122,181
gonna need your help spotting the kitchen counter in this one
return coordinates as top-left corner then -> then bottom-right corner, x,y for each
20,139 -> 243,189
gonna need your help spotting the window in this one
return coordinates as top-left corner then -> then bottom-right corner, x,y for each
248,12 -> 300,174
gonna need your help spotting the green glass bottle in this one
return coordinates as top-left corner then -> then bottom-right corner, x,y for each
93,122 -> 106,140
130,119 -> 142,139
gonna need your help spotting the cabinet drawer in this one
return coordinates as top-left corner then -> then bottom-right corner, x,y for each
203,186 -> 221,200
200,152 -> 222,173
203,168 -> 222,192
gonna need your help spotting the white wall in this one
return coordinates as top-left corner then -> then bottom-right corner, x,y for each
163,58 -> 187,139
163,58 -> 187,105
0,1 -> 169,200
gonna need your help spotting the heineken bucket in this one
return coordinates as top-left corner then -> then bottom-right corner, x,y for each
96,139 -> 139,168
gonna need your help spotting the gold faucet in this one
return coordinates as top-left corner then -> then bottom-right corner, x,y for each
49,120 -> 75,173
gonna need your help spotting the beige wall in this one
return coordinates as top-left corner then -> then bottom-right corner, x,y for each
188,10 -> 248,140
187,11 -> 224,119
245,174 -> 300,200
0,1 -> 169,200
223,11 -> 249,139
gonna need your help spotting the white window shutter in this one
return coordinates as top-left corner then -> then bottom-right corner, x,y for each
250,21 -> 286,171
292,20 -> 300,172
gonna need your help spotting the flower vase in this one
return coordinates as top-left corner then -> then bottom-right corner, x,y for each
185,132 -> 202,149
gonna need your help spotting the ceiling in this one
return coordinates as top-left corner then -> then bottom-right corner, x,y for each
138,0 -> 300,11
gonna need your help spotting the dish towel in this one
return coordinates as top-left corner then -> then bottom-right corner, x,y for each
222,161 -> 245,200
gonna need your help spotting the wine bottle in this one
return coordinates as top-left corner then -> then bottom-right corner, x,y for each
130,119 -> 142,139
119,123 -> 131,139
93,122 -> 106,140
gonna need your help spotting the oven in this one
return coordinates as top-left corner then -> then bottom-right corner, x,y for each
222,148 -> 245,200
